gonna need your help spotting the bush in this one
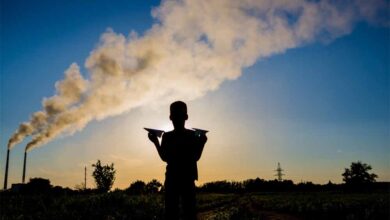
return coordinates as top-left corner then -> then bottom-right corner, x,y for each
92,160 -> 116,192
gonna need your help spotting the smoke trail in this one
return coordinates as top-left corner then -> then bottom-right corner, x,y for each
8,0 -> 388,151
8,64 -> 87,149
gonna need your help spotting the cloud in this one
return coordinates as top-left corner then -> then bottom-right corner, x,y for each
8,0 -> 388,151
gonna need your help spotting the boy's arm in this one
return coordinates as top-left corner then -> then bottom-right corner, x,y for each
195,134 -> 207,161
148,133 -> 167,162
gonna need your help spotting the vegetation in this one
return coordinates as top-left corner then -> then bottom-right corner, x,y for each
1,161 -> 388,219
126,180 -> 146,194
1,189 -> 388,219
125,179 -> 163,195
202,192 -> 389,220
145,179 -> 163,193
92,160 -> 116,192
342,161 -> 378,185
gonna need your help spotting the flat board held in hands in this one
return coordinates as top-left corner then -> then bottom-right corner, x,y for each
192,128 -> 208,136
144,128 -> 165,138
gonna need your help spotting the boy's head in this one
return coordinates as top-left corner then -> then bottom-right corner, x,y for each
170,101 -> 188,128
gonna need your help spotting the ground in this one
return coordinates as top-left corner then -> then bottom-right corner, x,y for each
1,191 -> 389,219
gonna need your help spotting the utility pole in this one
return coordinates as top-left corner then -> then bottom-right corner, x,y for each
274,162 -> 284,181
84,166 -> 87,190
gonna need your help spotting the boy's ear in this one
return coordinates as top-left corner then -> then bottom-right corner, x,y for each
169,115 -> 172,121
185,114 -> 188,120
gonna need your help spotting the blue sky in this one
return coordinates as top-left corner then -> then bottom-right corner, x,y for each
1,0 -> 389,188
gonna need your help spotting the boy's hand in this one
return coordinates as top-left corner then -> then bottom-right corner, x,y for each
199,134 -> 207,144
148,133 -> 159,145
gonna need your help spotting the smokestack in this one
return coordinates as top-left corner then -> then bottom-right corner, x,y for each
22,151 -> 27,184
3,149 -> 10,190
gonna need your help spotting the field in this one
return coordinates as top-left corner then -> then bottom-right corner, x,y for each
1,191 -> 389,220
197,192 -> 389,220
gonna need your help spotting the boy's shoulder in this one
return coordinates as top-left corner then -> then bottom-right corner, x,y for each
163,130 -> 172,138
185,129 -> 196,136
163,129 -> 195,137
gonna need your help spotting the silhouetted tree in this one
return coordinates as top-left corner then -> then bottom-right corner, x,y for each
243,178 -> 265,192
74,182 -> 86,191
92,160 -> 116,192
126,180 -> 146,194
296,181 -> 321,191
201,180 -> 243,193
342,161 -> 377,185
145,179 -> 162,193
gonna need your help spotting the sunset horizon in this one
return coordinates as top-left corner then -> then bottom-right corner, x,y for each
1,0 -> 389,191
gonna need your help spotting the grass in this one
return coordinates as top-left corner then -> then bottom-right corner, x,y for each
1,191 -> 389,219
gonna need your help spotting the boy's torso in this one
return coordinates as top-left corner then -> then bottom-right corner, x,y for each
162,129 -> 198,180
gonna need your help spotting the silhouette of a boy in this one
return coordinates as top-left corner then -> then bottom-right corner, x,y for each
148,101 -> 207,220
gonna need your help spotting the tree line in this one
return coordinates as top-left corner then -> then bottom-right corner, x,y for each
4,160 -> 385,195
91,160 -> 382,193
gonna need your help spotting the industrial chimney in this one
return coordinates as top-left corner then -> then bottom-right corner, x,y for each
3,149 -> 10,189
22,151 -> 27,184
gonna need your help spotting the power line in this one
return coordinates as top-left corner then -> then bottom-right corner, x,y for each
274,162 -> 285,181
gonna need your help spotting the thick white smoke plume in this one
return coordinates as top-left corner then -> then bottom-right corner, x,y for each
8,0 -> 388,151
